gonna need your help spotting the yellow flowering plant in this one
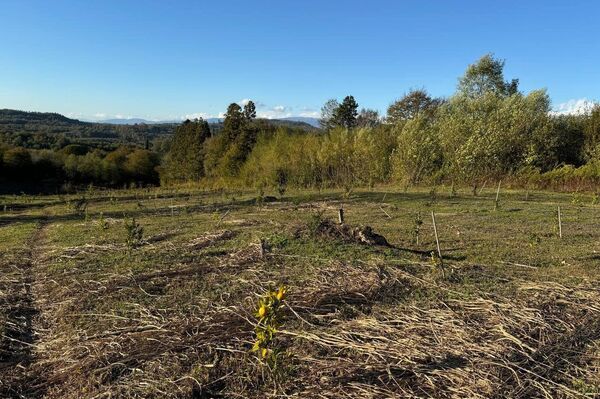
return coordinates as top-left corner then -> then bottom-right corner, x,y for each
252,285 -> 287,367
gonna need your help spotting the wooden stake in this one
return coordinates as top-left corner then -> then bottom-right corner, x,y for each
379,206 -> 391,219
557,206 -> 562,238
494,180 -> 501,210
431,211 -> 442,261
478,180 -> 488,196
338,208 -> 344,224
431,211 -> 445,278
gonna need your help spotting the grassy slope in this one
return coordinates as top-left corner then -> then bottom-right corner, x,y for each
0,186 -> 599,398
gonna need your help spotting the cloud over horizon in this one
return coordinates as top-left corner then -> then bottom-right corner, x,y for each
79,100 -> 321,123
551,98 -> 596,116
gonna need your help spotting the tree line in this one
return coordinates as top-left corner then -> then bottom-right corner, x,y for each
2,54 -> 600,193
164,54 -> 600,193
0,144 -> 160,192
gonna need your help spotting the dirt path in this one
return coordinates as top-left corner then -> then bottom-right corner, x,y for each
0,219 -> 49,398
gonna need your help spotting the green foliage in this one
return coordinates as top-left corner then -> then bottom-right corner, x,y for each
71,196 -> 88,214
457,53 -> 519,98
583,104 -> 600,161
319,96 -> 359,130
356,108 -> 381,128
3,147 -> 32,179
319,99 -> 340,130
203,102 -> 260,178
275,168 -> 288,196
160,119 -> 210,183
331,95 -> 359,129
307,210 -> 326,235
386,89 -> 442,124
438,90 -> 551,185
3,56 -> 600,194
391,115 -> 442,185
124,217 -> 143,249
98,212 -> 109,231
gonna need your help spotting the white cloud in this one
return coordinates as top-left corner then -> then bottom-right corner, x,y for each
298,110 -> 320,118
257,105 -> 295,119
551,98 -> 596,116
238,99 -> 266,108
183,112 -> 213,120
78,103 -> 320,123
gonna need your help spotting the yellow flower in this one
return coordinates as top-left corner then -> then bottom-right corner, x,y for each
261,348 -> 268,358
276,286 -> 286,301
258,305 -> 267,318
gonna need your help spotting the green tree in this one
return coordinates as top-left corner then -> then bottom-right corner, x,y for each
319,99 -> 339,130
161,119 -> 211,183
125,149 -> 159,183
392,115 -> 442,185
223,103 -> 245,143
3,147 -> 32,180
583,104 -> 600,160
439,90 -> 551,187
458,54 -> 519,98
356,108 -> 381,128
204,102 -> 260,178
332,95 -> 359,129
102,146 -> 131,185
386,89 -> 442,124
243,100 -> 257,120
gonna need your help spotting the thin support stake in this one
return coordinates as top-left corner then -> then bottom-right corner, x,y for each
338,208 -> 344,224
431,211 -> 442,258
558,206 -> 562,238
431,211 -> 445,278
494,180 -> 501,210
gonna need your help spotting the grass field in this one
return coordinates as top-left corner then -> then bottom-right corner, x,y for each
1,186 -> 599,398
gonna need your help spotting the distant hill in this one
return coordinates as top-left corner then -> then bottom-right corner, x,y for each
281,117 -> 320,127
98,118 -> 162,125
0,109 -> 86,126
0,109 -> 319,150
100,116 -> 320,128
0,109 -> 176,149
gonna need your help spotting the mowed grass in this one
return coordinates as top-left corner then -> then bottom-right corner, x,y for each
0,186 -> 599,398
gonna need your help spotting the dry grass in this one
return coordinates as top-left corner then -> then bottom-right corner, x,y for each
0,187 -> 599,398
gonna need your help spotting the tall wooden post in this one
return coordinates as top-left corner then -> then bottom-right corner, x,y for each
557,206 -> 562,238
494,180 -> 501,210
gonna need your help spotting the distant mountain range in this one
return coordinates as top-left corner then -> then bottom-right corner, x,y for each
98,118 -> 174,125
0,109 -> 320,144
98,116 -> 321,127
281,117 -> 320,127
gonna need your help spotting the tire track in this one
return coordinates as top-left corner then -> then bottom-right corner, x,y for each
0,220 -> 48,398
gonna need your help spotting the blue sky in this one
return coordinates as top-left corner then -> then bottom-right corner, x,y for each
1,0 -> 599,121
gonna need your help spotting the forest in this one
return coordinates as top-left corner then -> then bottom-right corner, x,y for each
2,54 -> 600,193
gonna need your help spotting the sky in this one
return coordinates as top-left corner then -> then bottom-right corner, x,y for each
1,0 -> 599,121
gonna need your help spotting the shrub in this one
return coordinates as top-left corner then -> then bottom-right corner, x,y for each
124,217 -> 143,249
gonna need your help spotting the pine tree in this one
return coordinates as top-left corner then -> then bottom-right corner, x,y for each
161,118 -> 211,182
332,95 -> 359,129
243,100 -> 257,120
